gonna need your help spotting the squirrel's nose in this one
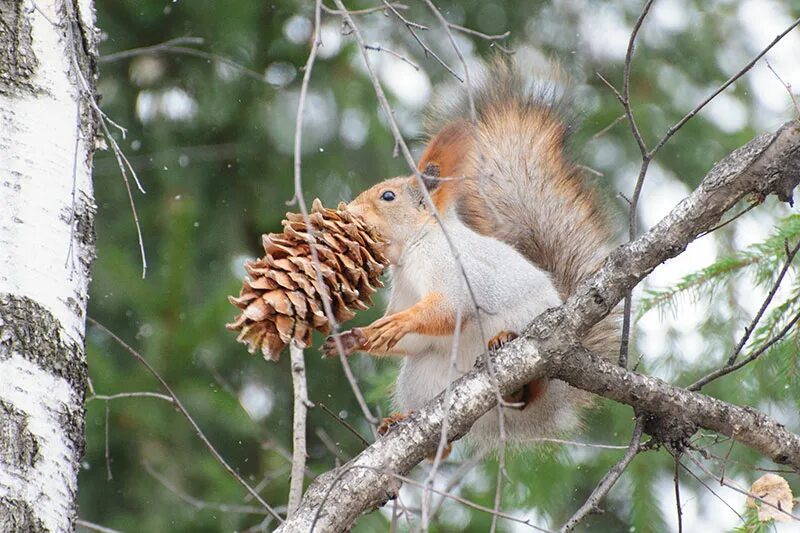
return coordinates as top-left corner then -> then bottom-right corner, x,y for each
346,202 -> 364,218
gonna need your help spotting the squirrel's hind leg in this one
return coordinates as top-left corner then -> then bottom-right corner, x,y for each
487,330 -> 547,410
488,330 -> 518,351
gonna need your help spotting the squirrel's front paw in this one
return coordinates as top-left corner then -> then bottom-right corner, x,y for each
322,328 -> 367,357
364,316 -> 408,353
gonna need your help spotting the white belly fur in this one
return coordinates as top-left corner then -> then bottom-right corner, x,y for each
393,303 -> 582,449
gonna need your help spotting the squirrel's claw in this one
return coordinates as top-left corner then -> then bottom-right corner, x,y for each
488,330 -> 518,351
378,412 -> 411,435
366,319 -> 407,353
322,328 -> 367,358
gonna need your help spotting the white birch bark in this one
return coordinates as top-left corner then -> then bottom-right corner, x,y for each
0,1 -> 98,531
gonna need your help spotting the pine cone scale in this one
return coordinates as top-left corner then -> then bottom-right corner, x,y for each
227,199 -> 388,361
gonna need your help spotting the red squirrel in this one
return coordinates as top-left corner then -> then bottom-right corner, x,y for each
323,59 -> 617,448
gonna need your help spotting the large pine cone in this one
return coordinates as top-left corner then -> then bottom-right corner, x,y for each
227,199 -> 388,361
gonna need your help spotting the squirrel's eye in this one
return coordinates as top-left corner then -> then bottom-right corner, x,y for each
380,190 -> 396,202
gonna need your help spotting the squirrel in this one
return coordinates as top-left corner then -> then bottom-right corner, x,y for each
322,59 -> 617,448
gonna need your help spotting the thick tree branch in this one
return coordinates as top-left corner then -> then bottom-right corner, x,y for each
277,121 -> 800,532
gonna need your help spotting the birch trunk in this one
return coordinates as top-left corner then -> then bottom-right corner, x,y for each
0,1 -> 98,530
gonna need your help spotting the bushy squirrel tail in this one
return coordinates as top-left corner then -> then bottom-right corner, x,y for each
418,58 -> 619,360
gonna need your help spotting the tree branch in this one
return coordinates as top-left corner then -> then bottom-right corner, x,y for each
275,119 -> 800,531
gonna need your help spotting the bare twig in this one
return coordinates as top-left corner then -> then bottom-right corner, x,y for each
86,391 -> 174,403
104,402 -> 112,481
621,0 -> 654,158
590,113 -> 627,140
52,5 -> 148,278
696,201 -> 758,238
616,0 -> 655,369
727,238 -> 800,365
676,458 -> 744,522
447,22 -> 513,53
87,318 -> 283,522
311,464 -> 551,531
76,520 -> 122,533
288,343 -> 313,515
673,453 -> 683,533
99,36 -> 204,62
766,60 -> 800,116
317,402 -> 371,448
689,307 -> 800,391
143,462 -> 273,516
364,44 -> 420,70
649,16 -> 800,157
100,36 -> 269,82
321,1 -> 408,15
291,0 -> 379,427
421,300 -> 463,528
560,417 -> 644,531
381,0 -> 463,82
685,452 -> 800,522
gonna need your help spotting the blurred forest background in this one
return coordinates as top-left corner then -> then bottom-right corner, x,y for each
80,0 -> 800,531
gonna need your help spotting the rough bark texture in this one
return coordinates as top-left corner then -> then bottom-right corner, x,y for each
277,120 -> 800,532
0,0 -> 98,531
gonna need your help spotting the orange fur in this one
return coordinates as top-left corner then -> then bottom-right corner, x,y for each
488,330 -> 547,407
360,292 -> 456,356
417,121 -> 473,213
417,120 -> 473,178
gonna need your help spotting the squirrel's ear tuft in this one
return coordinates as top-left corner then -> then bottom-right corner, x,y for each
422,162 -> 441,191
417,120 -> 472,179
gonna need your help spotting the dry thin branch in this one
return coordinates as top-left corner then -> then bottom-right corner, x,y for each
104,402 -> 112,481
76,519 -> 122,533
288,343 -> 313,515
99,36 -> 203,62
590,113 -> 627,140
321,1 -> 408,15
143,462 -> 273,516
649,16 -> 800,157
673,453 -> 684,533
87,318 -> 283,523
277,118 -> 800,532
380,0 -> 464,82
48,3 -> 149,278
446,22 -> 512,54
364,44 -> 420,70
766,60 -> 800,116
617,0 -> 655,369
688,308 -> 800,391
312,464 -> 551,531
685,452 -> 800,522
317,402 -> 371,447
421,301 -> 464,528
99,36 -> 270,82
621,0 -> 654,157
696,200 -> 758,238
292,0 -> 379,427
560,417 -> 644,531
612,11 -> 800,371
676,458 -> 744,523
417,3 -> 510,527
728,237 -> 800,365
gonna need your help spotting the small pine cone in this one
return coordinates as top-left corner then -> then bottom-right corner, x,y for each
227,199 -> 388,361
